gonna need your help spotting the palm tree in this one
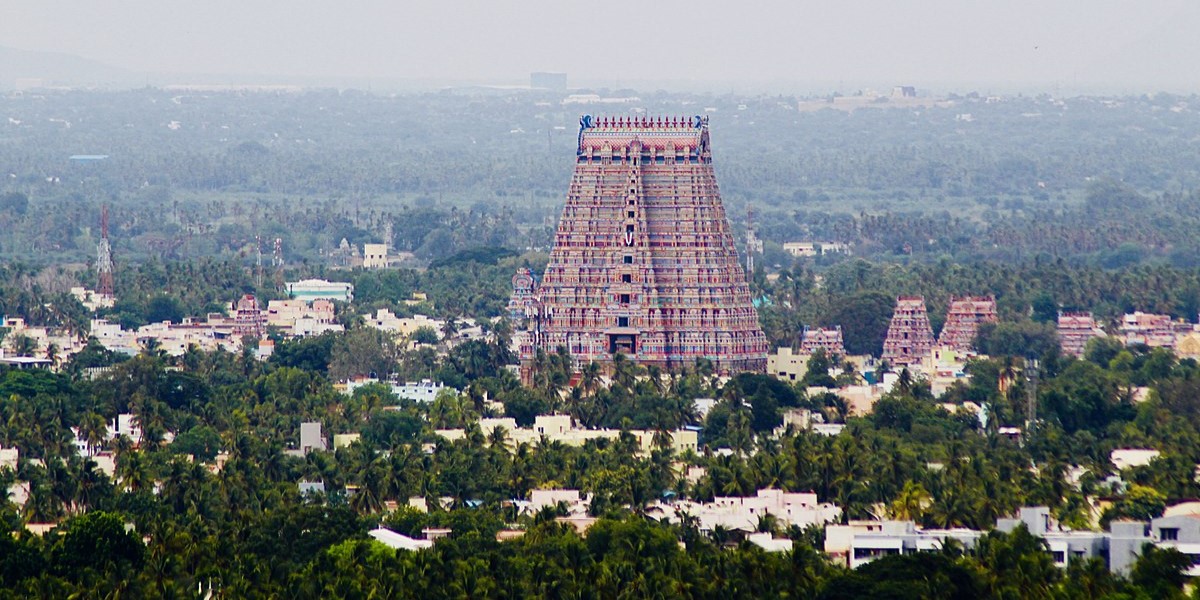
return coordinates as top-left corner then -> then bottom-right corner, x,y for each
580,361 -> 602,397
755,513 -> 781,535
890,480 -> 933,522
77,411 -> 107,456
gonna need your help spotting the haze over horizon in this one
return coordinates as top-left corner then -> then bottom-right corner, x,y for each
3,1 -> 1200,94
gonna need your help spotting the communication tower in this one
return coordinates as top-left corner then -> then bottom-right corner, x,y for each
97,205 -> 115,299
272,237 -> 284,290
745,206 -> 762,276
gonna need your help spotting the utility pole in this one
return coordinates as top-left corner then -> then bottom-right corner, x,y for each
1025,357 -> 1039,428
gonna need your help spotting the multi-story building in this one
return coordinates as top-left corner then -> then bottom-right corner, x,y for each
782,242 -> 850,257
826,506 -> 1192,575
1118,311 -> 1175,348
285,279 -> 354,303
511,115 -> 767,375
652,488 -> 842,533
881,296 -> 935,367
362,243 -> 389,269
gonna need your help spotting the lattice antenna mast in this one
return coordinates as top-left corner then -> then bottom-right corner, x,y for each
272,237 -> 284,289
745,206 -> 762,277
97,204 -> 115,298
255,235 -> 264,288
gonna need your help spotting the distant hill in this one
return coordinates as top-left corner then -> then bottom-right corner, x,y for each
0,46 -> 140,89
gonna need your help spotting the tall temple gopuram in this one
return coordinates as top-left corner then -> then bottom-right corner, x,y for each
510,115 -> 768,375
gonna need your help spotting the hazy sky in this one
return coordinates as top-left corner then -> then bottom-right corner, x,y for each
3,1 -> 1199,91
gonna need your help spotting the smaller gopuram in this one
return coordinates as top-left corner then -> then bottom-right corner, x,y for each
881,296 -> 935,367
799,326 -> 846,356
937,295 -> 998,352
1057,311 -> 1104,357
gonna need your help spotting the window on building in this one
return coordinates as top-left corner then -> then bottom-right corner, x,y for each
1161,528 -> 1180,541
620,294 -> 630,304
617,316 -> 629,327
623,255 -> 633,264
622,274 -> 632,283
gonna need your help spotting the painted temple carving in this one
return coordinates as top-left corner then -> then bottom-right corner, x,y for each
510,115 -> 768,375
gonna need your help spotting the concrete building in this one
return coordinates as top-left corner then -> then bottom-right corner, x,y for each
0,316 -> 85,366
654,489 -> 841,534
0,446 -> 17,471
298,422 -> 327,454
1119,312 -> 1175,348
364,310 -> 442,337
529,489 -> 585,514
433,415 -> 696,456
1110,448 -> 1161,471
767,347 -> 809,382
996,507 -> 1109,569
768,347 -> 876,386
285,279 -> 354,303
827,507 -> 1128,572
782,242 -> 850,257
343,378 -> 452,404
333,434 -> 361,448
916,347 -> 969,397
266,299 -> 342,337
69,286 -> 115,311
1141,515 -> 1200,576
368,528 -> 434,551
108,414 -> 142,446
362,243 -> 389,269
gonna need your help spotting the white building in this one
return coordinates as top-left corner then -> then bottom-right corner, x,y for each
434,415 -> 697,456
343,378 -> 452,404
298,422 -> 327,454
368,528 -> 433,551
528,489 -> 586,514
108,414 -> 142,445
1111,448 -> 1161,471
285,279 -> 354,303
362,244 -> 389,269
654,489 -> 841,534
0,446 -> 17,471
827,507 -> 1113,571
782,242 -> 850,257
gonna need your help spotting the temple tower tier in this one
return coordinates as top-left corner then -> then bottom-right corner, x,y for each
512,115 -> 768,375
